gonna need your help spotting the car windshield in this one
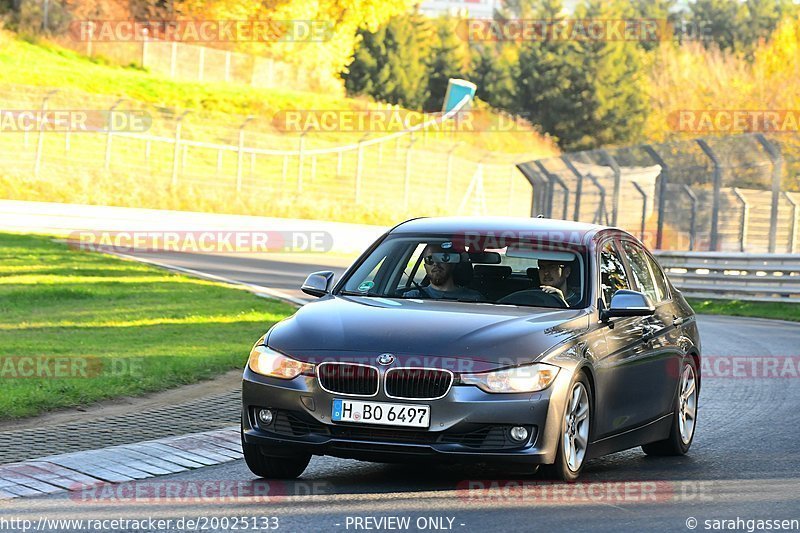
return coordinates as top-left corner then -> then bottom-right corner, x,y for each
339,234 -> 586,309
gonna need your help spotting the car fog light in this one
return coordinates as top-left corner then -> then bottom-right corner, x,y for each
257,409 -> 274,425
509,426 -> 528,442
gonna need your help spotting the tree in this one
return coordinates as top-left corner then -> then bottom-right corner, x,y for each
515,0 -> 648,149
344,12 -> 432,109
424,16 -> 471,111
470,43 -> 518,112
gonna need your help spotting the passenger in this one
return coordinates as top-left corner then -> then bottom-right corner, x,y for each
538,259 -> 580,307
405,243 -> 482,301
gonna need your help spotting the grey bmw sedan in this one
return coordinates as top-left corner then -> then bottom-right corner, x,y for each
241,217 -> 701,481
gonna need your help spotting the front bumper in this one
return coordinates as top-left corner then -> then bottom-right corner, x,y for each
241,366 -> 569,465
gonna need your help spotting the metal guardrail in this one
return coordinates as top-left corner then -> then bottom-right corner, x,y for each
653,251 -> 800,303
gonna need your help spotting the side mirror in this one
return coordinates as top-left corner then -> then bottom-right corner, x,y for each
301,271 -> 334,297
600,290 -> 655,321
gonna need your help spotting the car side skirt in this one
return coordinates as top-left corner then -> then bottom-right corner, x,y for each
587,413 -> 673,459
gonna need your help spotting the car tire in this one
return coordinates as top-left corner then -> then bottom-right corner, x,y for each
642,357 -> 698,456
541,372 -> 592,482
241,431 -> 311,479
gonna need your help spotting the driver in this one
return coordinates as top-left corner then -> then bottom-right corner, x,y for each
538,259 -> 580,307
405,243 -> 482,301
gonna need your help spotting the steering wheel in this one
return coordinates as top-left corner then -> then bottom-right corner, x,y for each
497,288 -> 568,308
394,280 -> 427,297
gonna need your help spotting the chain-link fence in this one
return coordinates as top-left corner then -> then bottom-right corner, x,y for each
0,84 -> 540,225
518,134 -> 800,253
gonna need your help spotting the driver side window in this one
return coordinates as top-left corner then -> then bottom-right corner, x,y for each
599,240 -> 630,306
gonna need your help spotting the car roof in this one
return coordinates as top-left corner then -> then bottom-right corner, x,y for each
390,216 -> 612,241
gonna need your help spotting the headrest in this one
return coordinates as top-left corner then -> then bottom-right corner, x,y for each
474,265 -> 512,279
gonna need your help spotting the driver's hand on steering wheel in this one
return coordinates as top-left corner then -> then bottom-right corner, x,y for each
540,285 -> 568,305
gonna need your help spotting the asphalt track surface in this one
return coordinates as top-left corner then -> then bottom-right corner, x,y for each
3,251 -> 800,533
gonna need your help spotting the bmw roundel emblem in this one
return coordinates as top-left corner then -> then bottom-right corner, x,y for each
377,353 -> 395,366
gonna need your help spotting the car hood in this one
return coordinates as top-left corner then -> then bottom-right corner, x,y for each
267,295 -> 589,371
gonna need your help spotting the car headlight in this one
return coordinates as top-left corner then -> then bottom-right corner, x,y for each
460,363 -> 559,393
248,344 -> 315,379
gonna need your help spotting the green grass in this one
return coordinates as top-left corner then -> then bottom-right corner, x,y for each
0,31 -> 554,156
688,298 -> 800,322
0,232 -> 296,419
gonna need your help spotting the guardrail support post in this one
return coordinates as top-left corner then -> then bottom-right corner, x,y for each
695,139 -> 722,251
642,145 -> 669,250
755,134 -> 783,253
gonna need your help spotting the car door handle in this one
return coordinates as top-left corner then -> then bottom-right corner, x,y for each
673,316 -> 685,327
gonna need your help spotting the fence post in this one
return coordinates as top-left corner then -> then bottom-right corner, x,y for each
641,145 -> 670,250
236,115 -> 254,194
198,47 -> 205,82
695,140 -> 722,251
586,173 -> 607,224
171,111 -> 190,188
784,192 -> 798,253
224,52 -> 231,83
170,42 -> 178,78
732,187 -> 749,252
104,98 -> 125,171
34,90 -> 58,179
445,142 -> 461,205
561,155 -> 584,221
86,21 -> 95,57
297,130 -> 307,192
533,161 -> 555,218
355,133 -> 370,203
682,185 -> 698,251
600,149 -> 622,226
141,28 -> 149,68
631,181 -> 648,241
755,134 -> 783,253
508,166 -> 516,213
403,138 -> 418,210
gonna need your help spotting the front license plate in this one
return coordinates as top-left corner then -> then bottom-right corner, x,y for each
332,399 -> 430,428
